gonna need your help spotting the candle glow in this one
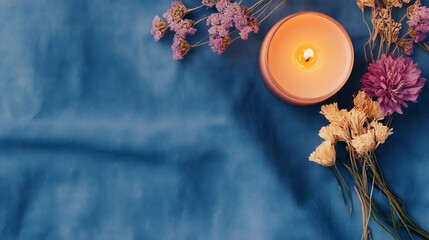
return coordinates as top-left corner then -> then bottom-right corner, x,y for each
259,12 -> 354,105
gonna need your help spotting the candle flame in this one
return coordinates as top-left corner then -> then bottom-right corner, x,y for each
303,49 -> 314,62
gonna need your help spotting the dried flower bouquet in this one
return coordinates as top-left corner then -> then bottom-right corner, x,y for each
310,0 -> 429,239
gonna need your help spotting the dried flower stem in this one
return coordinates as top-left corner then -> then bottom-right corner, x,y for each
249,0 -> 267,11
259,0 -> 286,24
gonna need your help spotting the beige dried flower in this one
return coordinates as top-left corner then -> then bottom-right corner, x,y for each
384,0 -> 403,8
170,2 -> 189,22
367,100 -> 384,121
353,91 -> 368,109
373,9 -> 402,44
357,0 -> 375,10
351,130 -> 376,155
370,121 -> 393,147
349,108 -> 367,137
320,103 -> 349,126
389,21 -> 402,43
353,91 -> 384,121
319,124 -> 349,142
309,141 -> 336,167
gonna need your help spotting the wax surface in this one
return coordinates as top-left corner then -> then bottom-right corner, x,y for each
266,12 -> 353,103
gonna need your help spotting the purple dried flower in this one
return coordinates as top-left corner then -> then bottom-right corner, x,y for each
239,16 -> 259,40
163,1 -> 189,24
170,19 -> 196,38
151,16 -> 169,41
172,35 -> 191,60
407,5 -> 429,42
202,0 -> 228,8
215,1 -> 229,12
207,13 -> 230,37
209,34 -> 232,55
361,54 -> 426,115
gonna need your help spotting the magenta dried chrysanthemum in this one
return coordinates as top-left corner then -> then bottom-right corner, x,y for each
171,35 -> 191,60
407,5 -> 429,42
170,19 -> 196,38
361,54 -> 426,115
151,16 -> 169,41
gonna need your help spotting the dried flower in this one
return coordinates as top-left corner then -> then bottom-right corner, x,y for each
172,36 -> 191,60
239,16 -> 259,40
163,1 -> 189,24
353,91 -> 384,121
170,19 -> 197,38
151,16 -> 169,41
407,5 -> 429,42
309,141 -> 336,167
319,124 -> 349,143
397,38 -> 414,55
209,34 -> 232,55
320,103 -> 349,126
357,0 -> 375,11
370,121 -> 393,147
351,130 -> 376,155
384,0 -> 403,8
202,0 -> 227,8
361,54 -> 426,115
207,13 -> 230,37
349,109 -> 367,137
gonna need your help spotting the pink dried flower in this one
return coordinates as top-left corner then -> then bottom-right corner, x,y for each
202,0 -> 228,8
215,1 -> 229,12
172,35 -> 191,60
239,16 -> 259,40
407,5 -> 429,42
170,19 -> 196,38
151,16 -> 169,41
209,34 -> 232,55
163,1 -> 189,24
361,54 -> 426,115
207,13 -> 230,37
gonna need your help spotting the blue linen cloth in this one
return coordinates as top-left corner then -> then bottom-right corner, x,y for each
0,0 -> 428,239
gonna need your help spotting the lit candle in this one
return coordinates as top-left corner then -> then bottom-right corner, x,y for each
259,12 -> 354,105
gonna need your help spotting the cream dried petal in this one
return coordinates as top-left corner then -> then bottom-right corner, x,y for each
349,108 -> 367,137
353,91 -> 384,121
320,103 -> 340,123
351,130 -> 376,155
370,121 -> 393,146
319,124 -> 349,142
309,141 -> 336,167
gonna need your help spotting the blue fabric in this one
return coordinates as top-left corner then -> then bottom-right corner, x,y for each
0,0 -> 428,239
